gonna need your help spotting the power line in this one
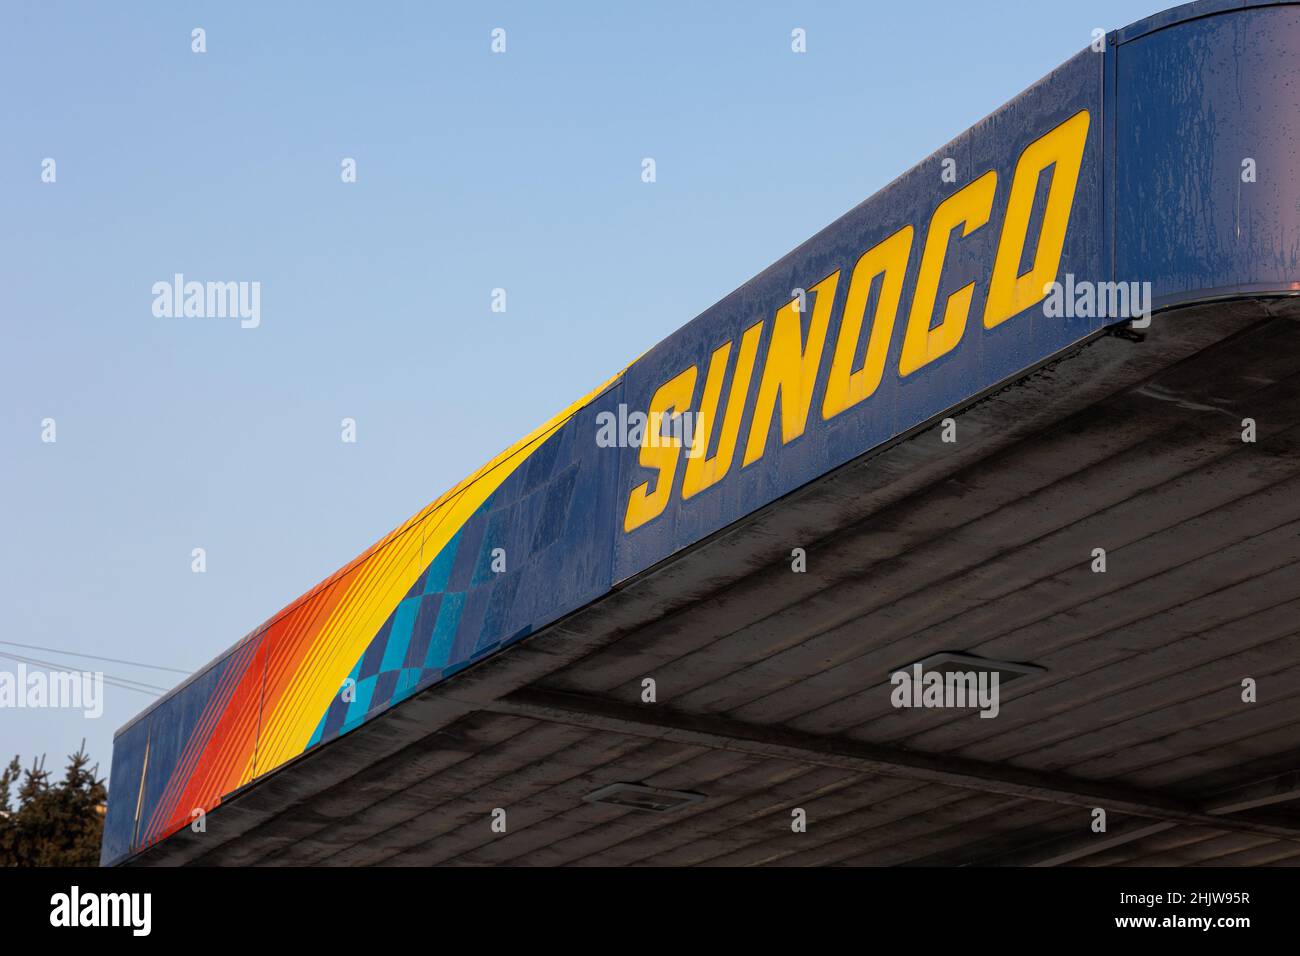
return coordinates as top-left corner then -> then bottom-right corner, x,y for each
0,640 -> 192,676
0,651 -> 169,696
0,653 -> 166,697
0,651 -> 168,694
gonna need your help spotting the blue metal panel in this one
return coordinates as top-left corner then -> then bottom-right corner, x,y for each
99,719 -> 148,866
1115,2 -> 1300,306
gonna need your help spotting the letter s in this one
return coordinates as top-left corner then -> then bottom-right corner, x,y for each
624,366 -> 698,532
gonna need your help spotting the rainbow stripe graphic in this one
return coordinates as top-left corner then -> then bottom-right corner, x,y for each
124,373 -> 621,851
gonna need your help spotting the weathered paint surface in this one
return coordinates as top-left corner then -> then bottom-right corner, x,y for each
103,0 -> 1300,865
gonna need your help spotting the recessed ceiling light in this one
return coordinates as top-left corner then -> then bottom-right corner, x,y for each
894,651 -> 1046,683
583,783 -> 705,813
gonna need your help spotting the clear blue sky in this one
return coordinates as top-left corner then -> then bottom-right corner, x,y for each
0,0 -> 1169,784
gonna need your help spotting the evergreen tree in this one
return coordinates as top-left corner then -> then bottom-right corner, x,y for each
0,756 -> 22,862
0,743 -> 106,866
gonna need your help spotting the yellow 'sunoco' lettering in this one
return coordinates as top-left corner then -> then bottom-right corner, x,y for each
985,110 -> 1091,328
821,225 -> 914,419
742,271 -> 840,467
682,321 -> 763,500
623,110 -> 1090,534
898,170 -> 998,376
623,366 -> 697,532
